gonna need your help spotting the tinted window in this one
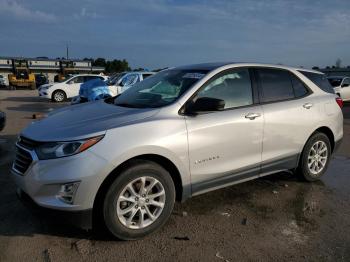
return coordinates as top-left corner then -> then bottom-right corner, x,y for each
84,76 -> 100,82
328,78 -> 342,87
196,68 -> 253,109
299,71 -> 334,94
68,76 -> 84,84
290,74 -> 309,97
257,68 -> 294,103
342,78 -> 350,86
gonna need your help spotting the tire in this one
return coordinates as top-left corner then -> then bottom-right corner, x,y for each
297,132 -> 331,182
103,160 -> 175,240
52,90 -> 66,102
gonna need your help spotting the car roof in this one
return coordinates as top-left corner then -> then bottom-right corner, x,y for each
174,62 -> 323,74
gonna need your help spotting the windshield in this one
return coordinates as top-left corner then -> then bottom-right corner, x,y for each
328,78 -> 342,87
114,69 -> 209,108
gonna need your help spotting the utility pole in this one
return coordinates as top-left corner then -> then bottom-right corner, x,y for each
66,44 -> 69,60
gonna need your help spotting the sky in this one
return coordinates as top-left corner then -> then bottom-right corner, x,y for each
0,0 -> 349,70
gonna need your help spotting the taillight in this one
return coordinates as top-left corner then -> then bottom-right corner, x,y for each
336,97 -> 343,108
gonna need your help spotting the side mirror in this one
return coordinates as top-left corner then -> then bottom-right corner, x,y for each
186,97 -> 225,115
341,83 -> 349,88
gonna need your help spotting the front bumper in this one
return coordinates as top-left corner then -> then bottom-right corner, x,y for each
38,88 -> 51,99
11,147 -> 113,212
17,188 -> 92,229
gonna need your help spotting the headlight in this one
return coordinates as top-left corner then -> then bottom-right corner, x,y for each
35,135 -> 104,160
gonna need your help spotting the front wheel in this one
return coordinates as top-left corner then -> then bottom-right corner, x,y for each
52,90 -> 66,102
103,160 -> 175,240
298,132 -> 331,181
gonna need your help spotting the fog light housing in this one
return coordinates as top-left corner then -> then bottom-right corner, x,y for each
57,182 -> 80,204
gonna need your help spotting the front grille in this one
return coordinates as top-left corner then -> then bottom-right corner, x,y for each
13,136 -> 40,175
13,147 -> 33,174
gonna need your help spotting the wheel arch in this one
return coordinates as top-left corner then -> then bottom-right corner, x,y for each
93,154 -> 186,219
313,126 -> 335,152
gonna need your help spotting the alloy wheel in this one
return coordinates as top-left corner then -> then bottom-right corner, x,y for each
307,140 -> 328,175
116,176 -> 166,230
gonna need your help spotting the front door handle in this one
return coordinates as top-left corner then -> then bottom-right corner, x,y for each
245,112 -> 261,120
303,103 -> 313,109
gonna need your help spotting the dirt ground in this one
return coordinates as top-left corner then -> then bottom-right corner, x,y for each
0,89 -> 350,262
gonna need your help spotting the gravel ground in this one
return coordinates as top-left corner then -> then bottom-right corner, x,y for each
0,89 -> 350,262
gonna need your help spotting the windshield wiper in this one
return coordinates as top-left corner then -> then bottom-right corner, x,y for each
115,102 -> 138,108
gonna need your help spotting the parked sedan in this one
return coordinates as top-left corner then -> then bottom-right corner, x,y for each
38,74 -> 108,102
0,111 -> 5,131
328,76 -> 350,101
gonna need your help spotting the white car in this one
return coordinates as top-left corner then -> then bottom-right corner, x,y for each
38,74 -> 108,102
327,76 -> 350,101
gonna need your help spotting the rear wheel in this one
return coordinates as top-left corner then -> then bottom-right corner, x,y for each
298,132 -> 331,181
52,90 -> 66,102
103,160 -> 175,240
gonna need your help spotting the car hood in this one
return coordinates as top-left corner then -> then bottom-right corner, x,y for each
21,100 -> 159,141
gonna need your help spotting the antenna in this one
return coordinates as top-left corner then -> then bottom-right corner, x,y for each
66,44 -> 69,60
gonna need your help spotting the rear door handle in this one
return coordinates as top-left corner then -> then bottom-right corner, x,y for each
303,103 -> 313,109
245,113 -> 261,120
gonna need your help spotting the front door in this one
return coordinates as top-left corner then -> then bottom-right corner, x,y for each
66,75 -> 84,97
185,68 -> 264,194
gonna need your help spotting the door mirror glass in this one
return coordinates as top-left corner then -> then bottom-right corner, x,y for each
186,97 -> 225,114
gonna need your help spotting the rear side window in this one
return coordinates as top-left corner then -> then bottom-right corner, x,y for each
328,78 -> 342,87
290,74 -> 309,97
299,71 -> 334,94
257,68 -> 294,103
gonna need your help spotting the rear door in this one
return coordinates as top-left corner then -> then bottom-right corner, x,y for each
255,68 -> 316,173
185,67 -> 264,194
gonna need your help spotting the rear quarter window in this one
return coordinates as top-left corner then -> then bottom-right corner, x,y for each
298,71 -> 334,94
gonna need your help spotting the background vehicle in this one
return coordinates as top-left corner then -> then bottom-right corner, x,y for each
0,111 -> 5,131
71,78 -> 113,104
34,74 -> 48,88
0,75 -> 6,87
38,74 -> 108,102
328,76 -> 350,101
12,63 -> 343,240
106,71 -> 155,95
8,59 -> 36,89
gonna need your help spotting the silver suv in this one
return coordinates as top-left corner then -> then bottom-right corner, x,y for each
12,63 -> 343,240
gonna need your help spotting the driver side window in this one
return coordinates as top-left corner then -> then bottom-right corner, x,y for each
196,68 -> 253,109
68,76 -> 84,84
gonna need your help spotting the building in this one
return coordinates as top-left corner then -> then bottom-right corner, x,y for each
320,67 -> 350,77
0,56 -> 105,86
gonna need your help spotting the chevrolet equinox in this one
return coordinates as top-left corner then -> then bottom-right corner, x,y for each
12,63 -> 343,240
